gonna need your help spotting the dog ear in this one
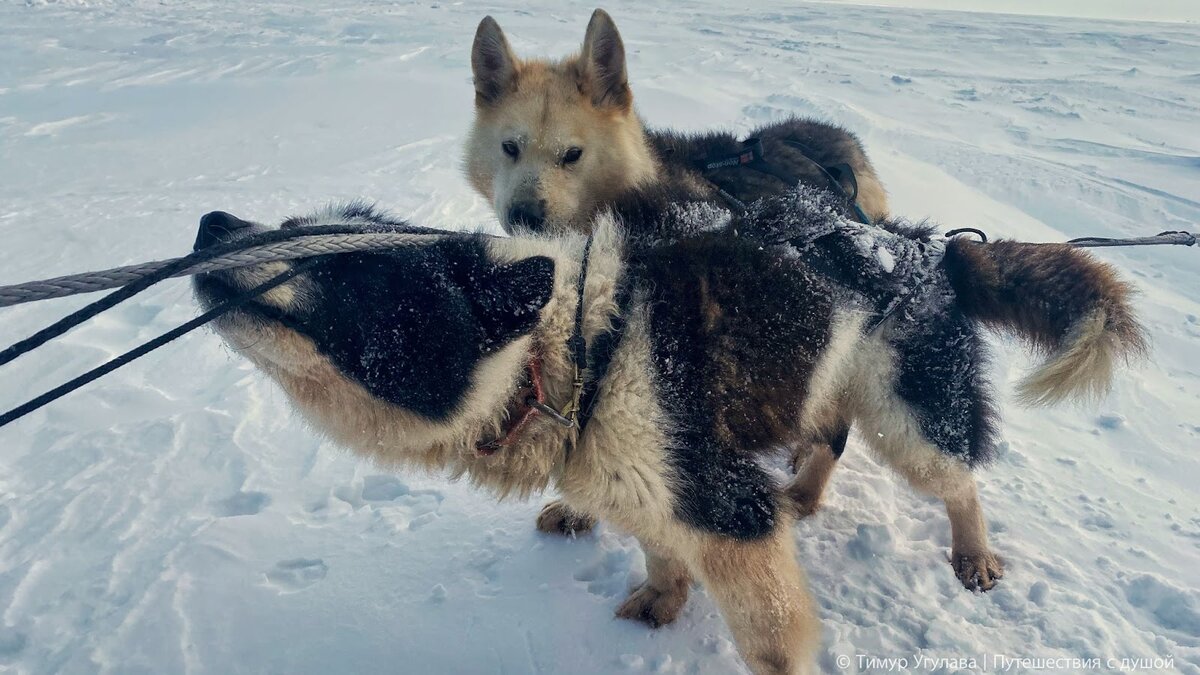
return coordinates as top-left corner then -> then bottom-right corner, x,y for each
579,9 -> 630,110
472,16 -> 518,105
471,256 -> 556,352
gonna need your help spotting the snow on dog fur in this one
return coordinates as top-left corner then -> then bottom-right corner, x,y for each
462,8 -> 1152,595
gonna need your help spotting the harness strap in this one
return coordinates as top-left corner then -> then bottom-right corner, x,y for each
694,137 -> 765,172
559,235 -> 593,424
576,282 -> 634,434
0,257 -> 326,429
481,232 -> 631,459
695,137 -> 873,224
824,163 -> 860,203
528,235 -> 593,431
778,140 -> 872,224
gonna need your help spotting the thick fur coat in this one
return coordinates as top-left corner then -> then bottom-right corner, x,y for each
194,182 -> 1144,673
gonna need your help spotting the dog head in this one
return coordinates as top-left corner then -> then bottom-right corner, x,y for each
463,9 -> 657,235
191,205 -> 561,468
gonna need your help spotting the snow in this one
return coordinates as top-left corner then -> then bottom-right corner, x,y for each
1,1 -> 1198,673
810,1 -> 1200,24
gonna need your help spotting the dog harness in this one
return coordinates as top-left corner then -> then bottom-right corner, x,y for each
477,234 -> 633,457
694,136 -> 874,225
530,237 -> 634,433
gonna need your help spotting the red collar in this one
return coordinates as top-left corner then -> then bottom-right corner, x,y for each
476,354 -> 548,456
475,234 -> 595,456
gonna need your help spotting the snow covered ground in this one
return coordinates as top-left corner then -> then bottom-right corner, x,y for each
1,1 -> 1198,673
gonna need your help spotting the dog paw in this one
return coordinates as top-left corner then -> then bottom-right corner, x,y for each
615,583 -> 688,628
787,490 -> 823,520
784,480 -> 823,519
951,550 -> 1004,592
535,500 -> 596,536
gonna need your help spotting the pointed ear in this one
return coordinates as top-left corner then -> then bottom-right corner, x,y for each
471,256 -> 556,352
472,16 -> 518,105
579,9 -> 630,110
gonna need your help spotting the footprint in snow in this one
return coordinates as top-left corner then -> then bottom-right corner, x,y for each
361,475 -> 408,501
335,474 -> 410,505
334,476 -> 444,530
1122,573 -> 1200,635
265,559 -> 328,592
847,523 -> 894,560
573,549 -> 631,598
214,490 -> 270,517
0,627 -> 27,657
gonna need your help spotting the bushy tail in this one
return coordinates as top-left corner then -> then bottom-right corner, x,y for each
944,239 -> 1147,405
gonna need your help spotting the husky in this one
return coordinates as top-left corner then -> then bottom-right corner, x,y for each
465,7 -> 1050,588
193,190 -> 1144,674
463,9 -> 889,238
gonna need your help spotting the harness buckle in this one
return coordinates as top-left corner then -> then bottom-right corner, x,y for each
527,397 -> 575,428
557,365 -> 585,427
525,363 -> 583,429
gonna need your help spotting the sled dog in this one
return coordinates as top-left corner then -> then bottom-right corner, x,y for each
194,189 -> 1144,673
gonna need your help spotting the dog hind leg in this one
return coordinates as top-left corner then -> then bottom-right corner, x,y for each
785,421 -> 850,519
864,430 -> 1003,591
942,478 -> 1003,591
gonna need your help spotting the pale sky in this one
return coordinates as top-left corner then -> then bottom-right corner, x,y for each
809,0 -> 1200,23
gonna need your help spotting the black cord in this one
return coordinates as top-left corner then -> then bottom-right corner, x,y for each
0,221 -> 450,368
945,227 -> 989,242
0,257 -> 324,429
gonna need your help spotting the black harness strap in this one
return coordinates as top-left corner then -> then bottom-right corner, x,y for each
694,137 -> 765,172
946,227 -> 988,242
564,235 -> 593,421
0,222 -> 450,369
778,140 -> 872,224
523,234 -> 631,461
694,136 -> 873,225
576,281 -> 634,434
0,257 -> 325,429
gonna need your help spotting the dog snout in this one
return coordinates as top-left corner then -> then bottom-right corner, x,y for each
194,210 -> 255,251
505,201 -> 546,232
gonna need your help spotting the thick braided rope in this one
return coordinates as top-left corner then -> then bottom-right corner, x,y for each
1067,231 -> 1196,248
0,232 -> 453,309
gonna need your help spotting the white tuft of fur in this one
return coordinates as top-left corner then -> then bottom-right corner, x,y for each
1016,310 -> 1121,406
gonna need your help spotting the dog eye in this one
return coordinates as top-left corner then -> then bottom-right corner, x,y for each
502,141 -> 520,160
562,147 -> 583,165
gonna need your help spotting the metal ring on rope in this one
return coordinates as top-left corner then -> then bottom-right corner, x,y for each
945,227 -> 988,243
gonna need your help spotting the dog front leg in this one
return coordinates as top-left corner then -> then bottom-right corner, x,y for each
615,542 -> 692,627
535,499 -> 597,536
690,526 -> 820,675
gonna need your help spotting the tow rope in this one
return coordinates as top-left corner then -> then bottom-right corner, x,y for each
0,224 -> 461,428
0,217 -> 1194,430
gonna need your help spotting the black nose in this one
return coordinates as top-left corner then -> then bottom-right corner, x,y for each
194,210 -> 254,251
506,201 -> 545,232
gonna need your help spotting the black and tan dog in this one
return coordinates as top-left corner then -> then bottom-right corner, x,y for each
462,9 -> 1151,594
464,9 -> 889,238
194,185 -> 1144,673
